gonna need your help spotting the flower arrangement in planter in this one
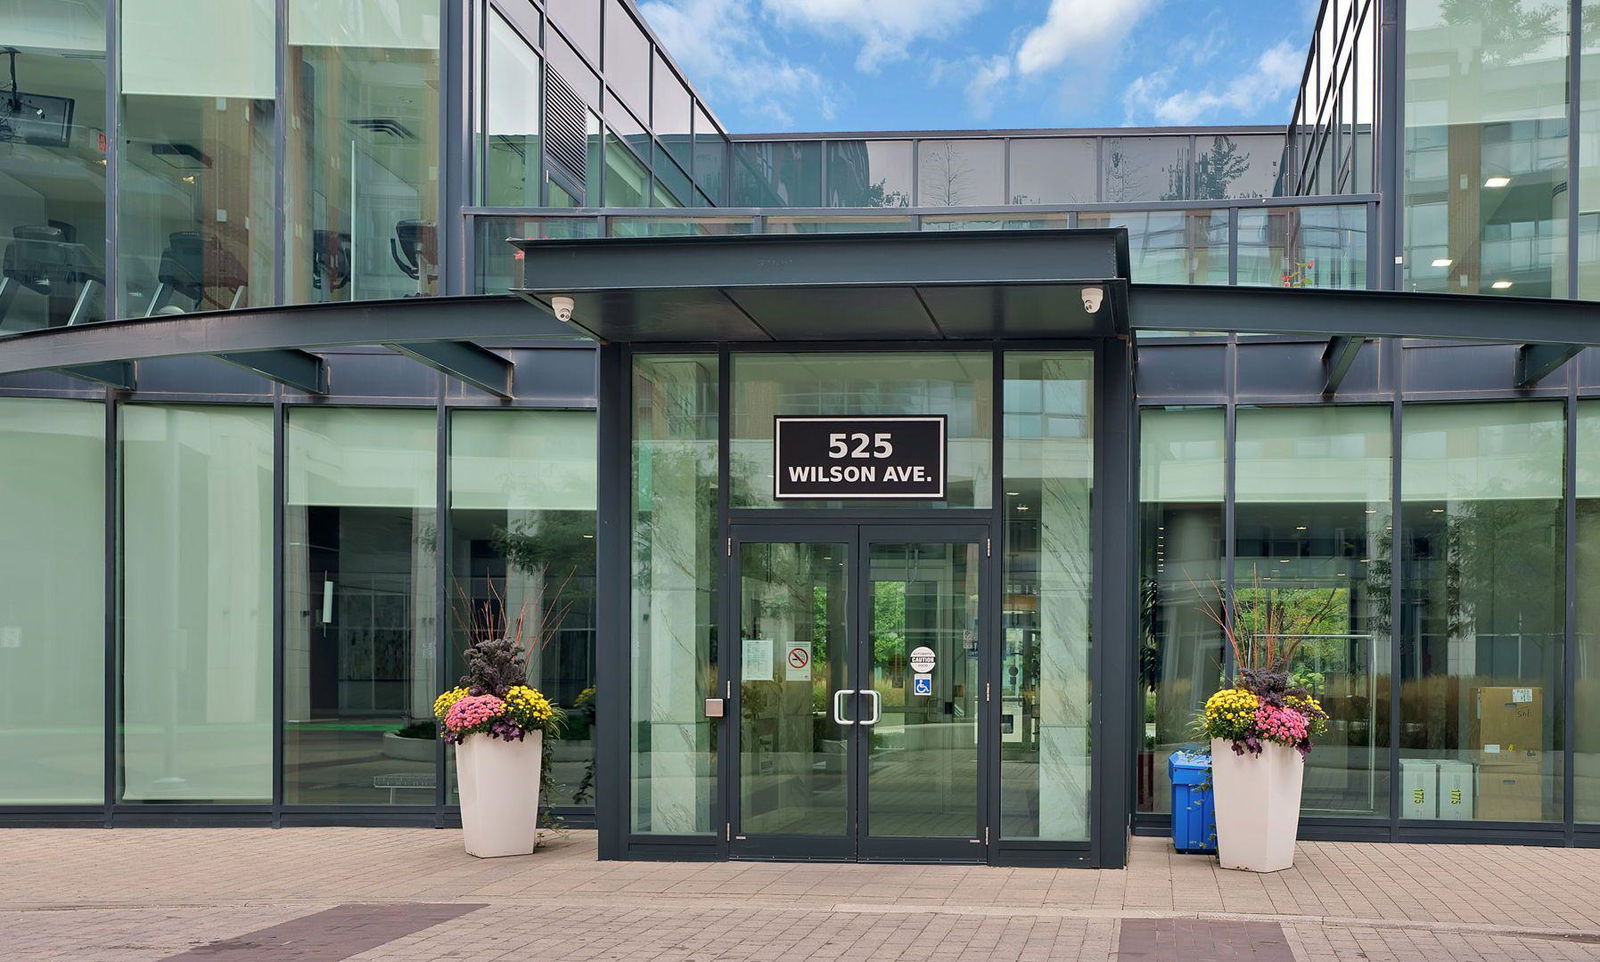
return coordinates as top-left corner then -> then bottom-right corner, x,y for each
440,587 -> 567,858
1195,575 -> 1336,872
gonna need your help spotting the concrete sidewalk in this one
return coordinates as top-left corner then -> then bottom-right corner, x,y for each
3,828 -> 1600,960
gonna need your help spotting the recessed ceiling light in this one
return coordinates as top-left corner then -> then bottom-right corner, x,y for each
1484,176 -> 1511,188
1432,258 -> 1453,268
1492,280 -> 1514,289
1006,491 -> 1020,496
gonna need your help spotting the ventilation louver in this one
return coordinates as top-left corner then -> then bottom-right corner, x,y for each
545,71 -> 588,204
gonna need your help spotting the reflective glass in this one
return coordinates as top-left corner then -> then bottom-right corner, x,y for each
482,11 -> 542,207
472,214 -> 599,293
1101,137 -> 1191,201
283,407 -> 437,805
604,132 -> 648,206
1578,402 -> 1600,821
1404,0 -> 1569,297
1137,407 -> 1225,814
730,352 -> 993,510
1234,405 -> 1392,818
1237,205 -> 1369,288
120,405 -> 273,803
653,53 -> 692,174
547,29 -> 599,108
732,141 -> 822,207
764,214 -> 915,233
285,0 -> 441,303
693,105 -> 727,204
630,354 -> 720,834
0,398 -> 104,803
1194,135 -> 1282,199
447,410 -> 597,809
119,0 -> 275,315
1000,353 -> 1094,840
546,0 -> 599,64
0,0 -> 107,333
1007,138 -> 1096,204
826,141 -> 912,207
1079,210 -> 1227,284
916,140 -> 1003,207
1400,402 -> 1565,822
604,0 -> 649,114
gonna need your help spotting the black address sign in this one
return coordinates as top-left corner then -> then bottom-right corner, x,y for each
772,416 -> 947,500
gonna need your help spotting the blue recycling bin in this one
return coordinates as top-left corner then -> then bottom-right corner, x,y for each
1169,750 -> 1217,854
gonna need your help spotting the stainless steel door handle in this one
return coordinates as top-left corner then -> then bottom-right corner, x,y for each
862,689 -> 881,726
832,688 -> 856,725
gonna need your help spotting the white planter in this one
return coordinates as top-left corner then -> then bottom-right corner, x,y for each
455,730 -> 543,858
1210,737 -> 1304,873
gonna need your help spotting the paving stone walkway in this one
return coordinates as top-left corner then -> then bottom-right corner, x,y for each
3,828 -> 1600,960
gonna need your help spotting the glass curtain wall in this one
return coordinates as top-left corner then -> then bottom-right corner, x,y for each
481,10 -> 541,207
283,407 -> 437,805
284,0 -> 440,303
118,0 -> 275,316
1400,402 -> 1565,822
729,353 -> 993,510
1403,0 -> 1570,297
120,405 -> 273,803
630,354 -> 719,834
1578,401 -> 1600,821
0,0 -> 108,332
1234,406 -> 1391,817
1000,353 -> 1094,840
0,398 -> 105,804
1137,407 -> 1225,814
447,410 -> 597,809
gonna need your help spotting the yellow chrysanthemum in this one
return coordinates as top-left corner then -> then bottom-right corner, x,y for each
432,686 -> 470,723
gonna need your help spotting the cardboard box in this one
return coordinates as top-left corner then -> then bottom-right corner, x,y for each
1399,758 -> 1438,819
1474,686 -> 1544,753
1435,760 -> 1475,820
1476,768 -> 1543,821
1475,747 -> 1542,773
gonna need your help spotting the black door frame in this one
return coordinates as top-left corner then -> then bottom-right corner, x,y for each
725,521 -> 995,863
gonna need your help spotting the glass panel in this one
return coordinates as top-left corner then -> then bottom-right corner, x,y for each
1137,407 -> 1225,814
865,541 -> 980,839
604,132 -> 648,207
921,214 -> 1068,232
285,0 -> 441,303
0,398 -> 104,803
1007,138 -> 1097,204
1404,0 -> 1569,297
120,405 -> 273,803
0,0 -> 107,333
1079,210 -> 1227,284
738,542 -> 849,836
119,0 -> 275,315
1238,206 -> 1369,289
609,216 -> 754,237
693,105 -> 727,205
730,352 -> 993,510
1578,401 -> 1600,822
283,407 -> 437,805
732,141 -> 822,207
472,214 -> 599,293
1194,135 -> 1283,199
1234,405 -> 1392,818
763,215 -> 915,233
547,30 -> 599,108
1101,137 -> 1191,201
447,410 -> 596,809
482,10 -> 542,207
545,0 -> 599,64
915,140 -> 1004,207
1400,402 -> 1565,821
604,0 -> 649,115
653,154 -> 691,208
826,141 -> 913,207
630,354 -> 720,834
1001,353 -> 1093,841
653,53 -> 692,174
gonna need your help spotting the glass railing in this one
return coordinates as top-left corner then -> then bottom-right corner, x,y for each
470,198 -> 1376,296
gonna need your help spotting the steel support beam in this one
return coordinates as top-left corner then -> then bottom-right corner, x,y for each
1516,343 -> 1583,388
59,362 -> 135,390
214,349 -> 328,394
386,340 -> 512,398
1322,336 -> 1363,395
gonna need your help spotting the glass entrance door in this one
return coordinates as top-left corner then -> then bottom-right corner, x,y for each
730,524 -> 989,861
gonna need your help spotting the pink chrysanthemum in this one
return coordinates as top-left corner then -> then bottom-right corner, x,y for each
1255,703 -> 1309,743
444,693 -> 506,733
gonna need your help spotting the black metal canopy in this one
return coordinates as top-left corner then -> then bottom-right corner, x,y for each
509,229 -> 1134,342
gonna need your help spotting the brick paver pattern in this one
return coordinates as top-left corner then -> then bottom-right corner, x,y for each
4,829 -> 1600,961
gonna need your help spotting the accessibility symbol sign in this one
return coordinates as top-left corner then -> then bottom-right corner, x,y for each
784,642 -> 812,681
912,673 -> 933,696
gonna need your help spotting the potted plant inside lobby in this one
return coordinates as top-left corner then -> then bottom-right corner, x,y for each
1197,578 -> 1331,872
434,596 -> 564,858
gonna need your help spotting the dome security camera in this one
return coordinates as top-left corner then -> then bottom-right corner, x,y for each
1081,287 -> 1105,314
550,295 -> 575,323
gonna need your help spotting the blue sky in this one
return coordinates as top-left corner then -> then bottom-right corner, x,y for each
637,0 -> 1322,134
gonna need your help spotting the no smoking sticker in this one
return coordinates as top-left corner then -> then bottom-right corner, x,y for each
785,642 -> 812,681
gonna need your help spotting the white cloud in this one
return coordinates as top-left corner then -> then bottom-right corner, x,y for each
639,0 -> 832,128
1015,0 -> 1162,76
1123,39 -> 1302,124
964,55 -> 1013,120
762,0 -> 981,71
